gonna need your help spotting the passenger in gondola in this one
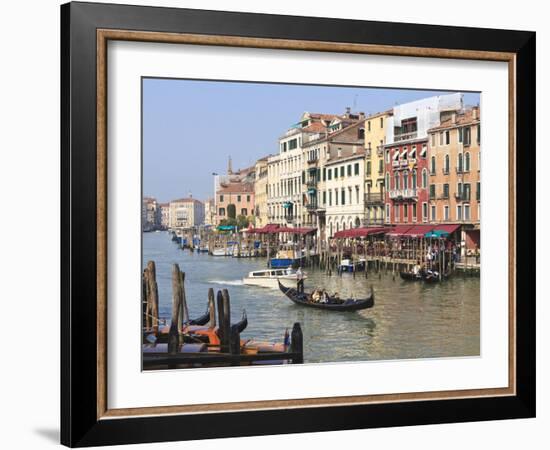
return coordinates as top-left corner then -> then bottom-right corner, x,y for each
412,260 -> 421,275
312,289 -> 321,303
320,290 -> 328,304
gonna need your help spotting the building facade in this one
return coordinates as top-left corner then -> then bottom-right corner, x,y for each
142,197 -> 158,231
304,118 -> 365,240
203,198 -> 215,226
364,111 -> 392,225
254,156 -> 269,227
324,146 -> 366,238
169,198 -> 205,228
427,106 -> 481,249
158,202 -> 170,229
216,182 -> 255,223
384,93 -> 464,224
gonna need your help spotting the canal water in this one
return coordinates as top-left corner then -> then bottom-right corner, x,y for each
143,231 -> 480,363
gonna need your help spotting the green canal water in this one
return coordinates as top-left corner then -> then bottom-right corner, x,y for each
143,231 -> 480,363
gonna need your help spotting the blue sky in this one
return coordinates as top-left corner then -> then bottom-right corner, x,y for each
143,78 -> 480,203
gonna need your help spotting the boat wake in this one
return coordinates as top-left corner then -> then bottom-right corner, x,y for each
208,279 -> 244,286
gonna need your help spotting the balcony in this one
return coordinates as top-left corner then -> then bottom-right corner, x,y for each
392,160 -> 399,167
376,146 -> 384,156
307,156 -> 318,164
285,215 -> 294,223
394,131 -> 418,142
389,189 -> 417,200
364,192 -> 384,205
399,160 -> 409,167
454,192 -> 471,201
366,148 -> 372,158
306,203 -> 319,211
306,179 -> 317,188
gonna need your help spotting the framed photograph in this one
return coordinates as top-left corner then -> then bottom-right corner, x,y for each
61,1 -> 535,447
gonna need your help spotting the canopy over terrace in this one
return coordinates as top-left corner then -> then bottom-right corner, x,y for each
246,224 -> 316,235
333,227 -> 388,239
388,223 -> 461,238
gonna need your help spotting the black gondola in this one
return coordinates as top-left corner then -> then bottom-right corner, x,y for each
400,271 -> 423,281
278,280 -> 374,312
188,306 -> 210,326
399,270 -> 450,283
234,310 -> 248,333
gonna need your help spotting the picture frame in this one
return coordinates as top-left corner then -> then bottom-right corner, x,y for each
61,1 -> 535,447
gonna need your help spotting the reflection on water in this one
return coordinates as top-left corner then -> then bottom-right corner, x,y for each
143,232 -> 480,363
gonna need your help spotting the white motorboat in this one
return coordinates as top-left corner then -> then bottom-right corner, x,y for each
242,268 -> 307,288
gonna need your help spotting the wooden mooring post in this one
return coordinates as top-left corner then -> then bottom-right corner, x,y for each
289,322 -> 304,364
142,260 -> 159,335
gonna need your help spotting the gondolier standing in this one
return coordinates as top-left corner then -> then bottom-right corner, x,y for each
296,267 -> 304,294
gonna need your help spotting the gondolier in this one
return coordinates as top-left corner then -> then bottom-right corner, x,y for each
296,267 -> 304,293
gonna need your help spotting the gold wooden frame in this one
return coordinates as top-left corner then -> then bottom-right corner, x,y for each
96,29 -> 516,420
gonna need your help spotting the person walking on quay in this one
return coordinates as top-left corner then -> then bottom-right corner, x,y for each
296,266 -> 304,294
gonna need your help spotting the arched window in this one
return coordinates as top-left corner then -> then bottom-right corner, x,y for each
404,171 -> 409,189
355,217 -> 361,228
465,152 -> 471,171
336,222 -> 339,233
430,156 -> 436,174
458,153 -> 464,172
385,172 -> 390,190
395,173 -> 400,190
444,154 -> 450,173
412,169 -> 417,188
422,169 -> 428,188
342,222 -> 346,230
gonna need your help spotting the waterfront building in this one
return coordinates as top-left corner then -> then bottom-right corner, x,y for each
203,198 -> 215,226
384,93 -> 464,224
214,160 -> 256,226
427,106 -> 481,251
265,109 -> 364,240
324,144 -> 366,238
301,117 -> 366,239
253,156 -> 270,227
169,197 -> 205,229
158,202 -> 170,229
364,111 -> 392,225
142,197 -> 158,231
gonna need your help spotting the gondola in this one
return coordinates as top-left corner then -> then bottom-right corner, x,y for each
188,306 -> 211,326
234,310 -> 248,333
278,280 -> 374,312
399,270 -> 450,283
400,271 -> 423,281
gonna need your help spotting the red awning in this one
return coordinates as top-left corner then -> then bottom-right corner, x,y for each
402,224 -> 435,237
333,227 -> 388,239
385,225 -> 415,237
431,224 -> 461,234
248,224 -> 282,234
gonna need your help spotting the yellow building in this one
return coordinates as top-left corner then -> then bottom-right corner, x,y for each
364,111 -> 392,225
253,156 -> 269,227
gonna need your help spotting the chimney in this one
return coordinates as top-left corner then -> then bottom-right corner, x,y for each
327,149 -> 331,160
227,156 -> 233,175
337,148 -> 342,157
352,146 -> 357,155
345,106 -> 351,117
451,113 -> 457,124
472,107 -> 478,120
359,112 -> 365,120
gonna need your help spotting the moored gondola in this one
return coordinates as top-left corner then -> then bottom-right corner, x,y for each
188,306 -> 211,325
400,271 -> 422,281
278,280 -> 374,311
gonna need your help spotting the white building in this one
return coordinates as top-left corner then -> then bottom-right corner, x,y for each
324,145 -> 366,238
169,197 -> 205,229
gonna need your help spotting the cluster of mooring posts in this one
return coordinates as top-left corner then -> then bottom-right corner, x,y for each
142,261 -> 303,370
168,223 -> 479,277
